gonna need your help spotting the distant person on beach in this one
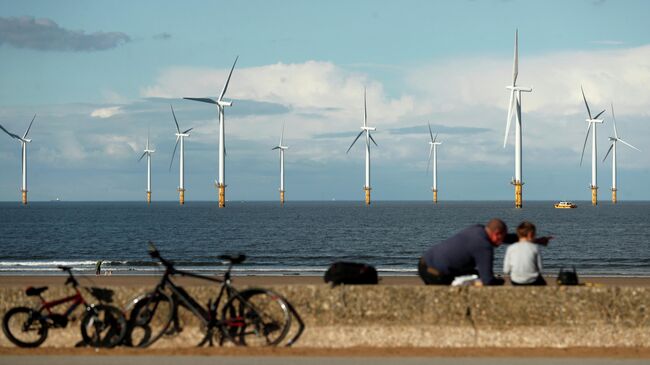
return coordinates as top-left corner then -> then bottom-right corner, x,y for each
95,260 -> 103,276
419,218 -> 552,286
503,221 -> 546,286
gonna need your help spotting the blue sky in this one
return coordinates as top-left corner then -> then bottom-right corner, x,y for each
1,0 -> 649,202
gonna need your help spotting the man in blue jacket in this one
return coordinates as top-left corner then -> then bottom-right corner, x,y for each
419,219 -> 550,286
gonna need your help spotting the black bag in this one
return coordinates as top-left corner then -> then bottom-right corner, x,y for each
324,262 -> 378,286
557,266 -> 580,285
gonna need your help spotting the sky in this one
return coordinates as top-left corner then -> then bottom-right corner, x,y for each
1,0 -> 649,202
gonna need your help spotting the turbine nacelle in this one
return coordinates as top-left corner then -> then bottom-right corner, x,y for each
586,119 -> 604,124
506,86 -> 532,92
361,126 -> 376,132
217,100 -> 233,108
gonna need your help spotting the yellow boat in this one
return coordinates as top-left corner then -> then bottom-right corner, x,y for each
554,201 -> 577,209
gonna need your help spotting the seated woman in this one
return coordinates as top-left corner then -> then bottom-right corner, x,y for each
503,221 -> 546,286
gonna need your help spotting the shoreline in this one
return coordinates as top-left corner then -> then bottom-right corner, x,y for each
3,274 -> 650,287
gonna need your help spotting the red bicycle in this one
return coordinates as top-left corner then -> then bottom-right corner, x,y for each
2,265 -> 127,348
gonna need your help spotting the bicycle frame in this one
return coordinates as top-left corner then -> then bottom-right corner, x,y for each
36,287 -> 86,319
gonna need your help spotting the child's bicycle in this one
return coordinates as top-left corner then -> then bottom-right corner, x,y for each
2,265 -> 127,348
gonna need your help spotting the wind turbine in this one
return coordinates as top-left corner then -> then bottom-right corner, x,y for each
271,123 -> 289,205
346,88 -> 377,206
138,129 -> 155,204
0,115 -> 36,205
169,105 -> 193,205
603,103 -> 640,204
184,56 -> 238,208
579,87 -> 606,206
503,29 -> 532,209
427,123 -> 442,203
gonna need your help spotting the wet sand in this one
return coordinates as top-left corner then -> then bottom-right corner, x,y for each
1,274 -> 650,287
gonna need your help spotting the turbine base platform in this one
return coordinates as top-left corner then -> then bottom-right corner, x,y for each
590,186 -> 598,206
611,188 -> 617,204
178,188 -> 185,205
21,189 -> 27,205
280,190 -> 285,205
432,189 -> 438,204
146,191 -> 151,204
217,183 -> 225,208
513,181 -> 523,209
364,186 -> 371,206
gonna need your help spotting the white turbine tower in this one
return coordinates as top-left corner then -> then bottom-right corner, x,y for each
427,123 -> 442,203
346,88 -> 377,206
184,56 -> 238,208
138,130 -> 155,204
503,29 -> 532,209
579,87 -> 606,206
0,115 -> 36,205
603,103 -> 640,204
170,105 -> 193,205
271,123 -> 289,205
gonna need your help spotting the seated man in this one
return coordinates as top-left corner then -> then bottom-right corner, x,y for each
418,219 -> 551,286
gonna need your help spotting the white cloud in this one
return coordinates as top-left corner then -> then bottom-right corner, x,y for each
91,106 -> 122,118
409,44 -> 650,118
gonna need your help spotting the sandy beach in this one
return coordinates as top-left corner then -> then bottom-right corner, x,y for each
1,274 -> 650,288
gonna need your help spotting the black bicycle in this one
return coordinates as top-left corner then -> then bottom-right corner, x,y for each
2,266 -> 127,348
123,243 -> 293,348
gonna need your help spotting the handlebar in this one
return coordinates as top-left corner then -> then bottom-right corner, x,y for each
58,265 -> 79,287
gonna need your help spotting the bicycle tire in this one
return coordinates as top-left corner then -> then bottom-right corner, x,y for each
2,307 -> 48,348
221,288 -> 292,347
124,290 -> 174,347
80,304 -> 127,348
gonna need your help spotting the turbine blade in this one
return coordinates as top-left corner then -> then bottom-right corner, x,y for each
218,56 -> 239,102
0,124 -> 21,140
512,29 -> 519,85
579,123 -> 592,166
369,133 -> 378,147
602,143 -> 614,162
581,86 -> 593,120
504,91 -> 516,147
618,138 -> 641,152
611,103 -> 619,139
169,137 -> 180,171
346,131 -> 364,154
183,97 -> 217,104
426,145 -> 433,173
593,109 -> 606,120
138,151 -> 147,162
433,132 -> 438,144
280,122 -> 285,146
272,146 -> 280,150
428,122 -> 434,142
363,88 -> 367,128
183,127 -> 193,134
170,105 -> 181,133
22,114 -> 36,139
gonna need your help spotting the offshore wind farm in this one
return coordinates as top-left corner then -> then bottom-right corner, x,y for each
1,2 -> 650,279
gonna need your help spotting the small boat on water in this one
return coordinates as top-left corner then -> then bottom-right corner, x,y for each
554,201 -> 577,209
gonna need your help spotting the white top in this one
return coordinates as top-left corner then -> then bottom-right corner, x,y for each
503,240 -> 543,284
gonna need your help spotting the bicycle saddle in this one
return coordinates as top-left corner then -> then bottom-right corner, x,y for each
25,286 -> 48,296
218,254 -> 246,265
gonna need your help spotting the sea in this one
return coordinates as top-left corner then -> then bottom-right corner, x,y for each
0,201 -> 649,277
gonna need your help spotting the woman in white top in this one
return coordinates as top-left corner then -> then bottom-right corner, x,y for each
503,221 -> 546,286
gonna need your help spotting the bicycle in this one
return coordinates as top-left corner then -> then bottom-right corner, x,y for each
123,242 -> 295,348
2,265 -> 127,348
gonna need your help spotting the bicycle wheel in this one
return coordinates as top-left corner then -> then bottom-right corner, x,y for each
221,289 -> 291,347
124,290 -> 174,347
80,304 -> 127,348
2,307 -> 48,348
